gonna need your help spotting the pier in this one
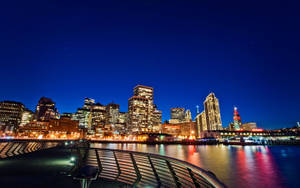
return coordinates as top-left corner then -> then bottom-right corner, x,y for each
0,140 -> 226,188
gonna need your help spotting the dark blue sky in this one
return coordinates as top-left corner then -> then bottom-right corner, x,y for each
1,0 -> 299,129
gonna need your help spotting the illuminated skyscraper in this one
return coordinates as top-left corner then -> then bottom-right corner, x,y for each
185,109 -> 192,122
35,97 -> 59,121
83,97 -> 95,110
0,101 -> 25,132
169,108 -> 185,123
128,85 -> 160,133
152,105 -> 162,132
20,109 -> 33,127
90,103 -> 106,129
204,93 -> 222,130
106,103 -> 120,125
195,111 -> 207,137
233,107 -> 241,130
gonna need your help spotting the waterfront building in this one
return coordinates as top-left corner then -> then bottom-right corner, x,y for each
35,97 -> 59,121
0,101 -> 25,132
18,121 -> 49,137
161,123 -> 181,136
204,93 -> 222,130
128,85 -> 161,133
161,121 -> 196,138
20,109 -> 34,127
241,122 -> 257,131
18,117 -> 81,138
179,121 -> 196,137
198,129 -> 296,140
48,117 -> 80,138
233,107 -> 242,130
95,124 -> 114,137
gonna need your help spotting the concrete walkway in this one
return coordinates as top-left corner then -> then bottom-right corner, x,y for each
0,147 -> 128,188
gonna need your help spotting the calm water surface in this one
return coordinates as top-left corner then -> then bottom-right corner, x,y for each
91,143 -> 300,188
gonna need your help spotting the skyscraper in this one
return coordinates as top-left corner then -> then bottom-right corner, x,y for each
128,85 -> 160,133
233,107 -> 241,130
169,108 -> 185,123
185,109 -> 192,122
20,109 -> 34,127
0,101 -> 25,132
106,103 -> 120,125
73,98 -> 94,129
152,105 -> 162,132
90,103 -> 106,129
35,97 -> 59,121
195,111 -> 207,137
204,93 -> 222,130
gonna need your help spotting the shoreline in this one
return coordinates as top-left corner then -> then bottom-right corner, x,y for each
1,139 -> 300,145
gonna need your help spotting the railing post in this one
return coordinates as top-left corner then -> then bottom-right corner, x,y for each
5,143 -> 15,157
95,149 -> 102,173
130,153 -> 141,187
148,156 -> 161,186
0,143 -> 9,154
113,151 -> 121,179
166,160 -> 181,188
187,168 -> 200,188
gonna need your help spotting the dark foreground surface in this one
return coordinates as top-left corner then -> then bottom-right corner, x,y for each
0,147 -> 127,188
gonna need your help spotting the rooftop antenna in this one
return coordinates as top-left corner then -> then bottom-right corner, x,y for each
196,105 -> 199,114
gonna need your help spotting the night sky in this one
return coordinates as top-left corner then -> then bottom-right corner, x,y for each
1,0 -> 299,129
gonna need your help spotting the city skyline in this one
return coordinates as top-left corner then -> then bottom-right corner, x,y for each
1,1 -> 300,129
0,84 -> 297,130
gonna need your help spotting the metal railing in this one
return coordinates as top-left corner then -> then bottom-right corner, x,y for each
0,142 -> 59,158
75,147 -> 226,188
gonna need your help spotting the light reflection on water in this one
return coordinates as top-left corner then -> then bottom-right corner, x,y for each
91,143 -> 300,188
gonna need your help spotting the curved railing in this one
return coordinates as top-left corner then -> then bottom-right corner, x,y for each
0,142 -> 59,158
76,147 -> 226,188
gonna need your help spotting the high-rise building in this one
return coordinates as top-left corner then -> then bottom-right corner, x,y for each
185,109 -> 192,122
169,108 -> 185,123
73,98 -> 94,129
0,101 -> 25,132
152,105 -> 162,132
128,85 -> 160,133
106,103 -> 120,125
83,97 -> 95,110
90,103 -> 106,129
204,93 -> 222,130
74,108 -> 91,129
35,97 -> 59,121
128,96 -> 149,132
195,111 -> 207,137
74,98 -> 126,132
20,109 -> 34,127
233,107 -> 241,130
115,112 -> 128,134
